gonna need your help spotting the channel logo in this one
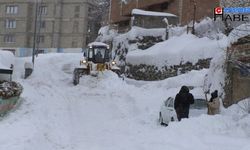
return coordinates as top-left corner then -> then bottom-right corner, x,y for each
214,7 -> 223,15
214,7 -> 249,21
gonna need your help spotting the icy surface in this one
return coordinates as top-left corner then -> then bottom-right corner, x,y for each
0,53 -> 249,150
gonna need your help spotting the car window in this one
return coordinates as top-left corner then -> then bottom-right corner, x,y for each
165,97 -> 174,107
168,99 -> 174,107
89,50 -> 93,58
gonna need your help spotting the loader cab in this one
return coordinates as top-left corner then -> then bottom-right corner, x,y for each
87,42 -> 110,64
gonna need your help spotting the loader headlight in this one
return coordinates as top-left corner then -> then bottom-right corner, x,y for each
111,61 -> 116,65
80,60 -> 87,65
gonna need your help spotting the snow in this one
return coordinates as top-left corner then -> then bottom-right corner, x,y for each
126,33 -> 228,67
110,26 -> 166,65
88,42 -> 109,47
132,9 -> 177,17
0,50 -> 14,70
228,23 -> 250,44
203,50 -> 227,98
0,53 -> 249,150
96,26 -> 118,43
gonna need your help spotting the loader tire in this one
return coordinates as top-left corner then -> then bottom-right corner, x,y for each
73,69 -> 80,85
112,70 -> 121,77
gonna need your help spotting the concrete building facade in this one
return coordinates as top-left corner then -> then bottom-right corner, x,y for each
0,0 -> 97,56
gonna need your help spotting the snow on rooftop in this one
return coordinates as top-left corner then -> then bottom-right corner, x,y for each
228,23 -> 250,44
0,50 -> 14,70
88,42 -> 109,47
132,9 -> 177,17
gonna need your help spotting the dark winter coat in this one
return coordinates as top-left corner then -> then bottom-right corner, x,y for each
174,86 -> 194,121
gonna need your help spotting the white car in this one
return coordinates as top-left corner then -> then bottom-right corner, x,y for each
159,97 -> 177,126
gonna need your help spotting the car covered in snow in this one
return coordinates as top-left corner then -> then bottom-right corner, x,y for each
159,97 -> 177,125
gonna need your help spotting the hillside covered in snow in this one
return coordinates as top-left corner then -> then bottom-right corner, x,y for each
0,53 -> 248,150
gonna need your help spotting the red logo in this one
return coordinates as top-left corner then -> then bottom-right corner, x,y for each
214,7 -> 223,15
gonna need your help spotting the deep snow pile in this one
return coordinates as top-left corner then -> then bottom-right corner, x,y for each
126,33 -> 228,68
0,53 -> 249,150
203,50 -> 227,98
96,26 -> 118,43
96,26 -> 167,66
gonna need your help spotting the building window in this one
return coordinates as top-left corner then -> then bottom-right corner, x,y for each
74,13 -> 79,18
40,20 -> 46,28
75,6 -> 80,13
37,35 -> 45,43
72,41 -> 78,48
161,2 -> 169,10
73,21 -> 79,33
4,35 -> 16,43
5,19 -> 16,28
74,6 -> 80,18
6,5 -> 18,14
39,5 -> 47,15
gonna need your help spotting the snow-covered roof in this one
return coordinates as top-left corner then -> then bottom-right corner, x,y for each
132,9 -> 177,17
88,42 -> 109,47
228,23 -> 250,44
0,50 -> 14,70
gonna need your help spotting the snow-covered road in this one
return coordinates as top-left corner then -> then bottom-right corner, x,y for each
0,53 -> 249,150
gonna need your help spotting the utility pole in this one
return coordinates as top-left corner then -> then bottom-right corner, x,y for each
109,0 -> 112,24
36,0 -> 44,57
32,0 -> 40,66
192,0 -> 196,34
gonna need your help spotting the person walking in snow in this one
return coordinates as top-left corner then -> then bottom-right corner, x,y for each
174,86 -> 194,121
207,90 -> 220,115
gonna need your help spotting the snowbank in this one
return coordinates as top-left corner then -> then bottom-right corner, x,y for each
0,50 -> 14,70
112,27 -> 166,66
88,42 -> 109,47
0,53 -> 249,150
126,33 -> 228,67
96,25 -> 118,43
203,50 -> 227,98
125,26 -> 166,40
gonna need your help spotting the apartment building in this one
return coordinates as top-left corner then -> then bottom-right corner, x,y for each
0,0 -> 97,56
110,0 -> 219,31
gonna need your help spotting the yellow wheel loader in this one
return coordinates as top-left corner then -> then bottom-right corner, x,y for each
73,42 -> 121,85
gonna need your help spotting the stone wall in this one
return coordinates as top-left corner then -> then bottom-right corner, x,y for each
113,35 -> 164,71
223,36 -> 250,107
126,58 -> 211,81
132,15 -> 178,28
128,36 -> 164,50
